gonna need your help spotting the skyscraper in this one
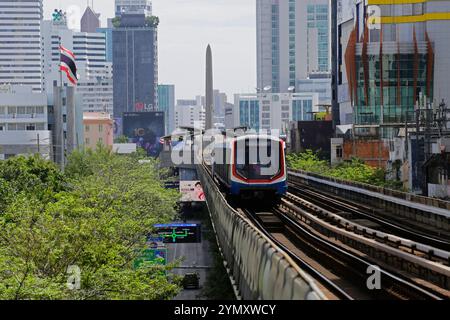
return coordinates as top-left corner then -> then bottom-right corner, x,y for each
0,0 -> 43,92
112,13 -> 158,117
256,0 -> 330,93
41,20 -> 113,114
81,6 -> 100,33
158,84 -> 175,134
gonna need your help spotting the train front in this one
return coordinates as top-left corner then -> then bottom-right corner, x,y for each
230,135 -> 287,200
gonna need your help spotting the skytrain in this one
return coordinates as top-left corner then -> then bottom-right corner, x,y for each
211,134 -> 287,200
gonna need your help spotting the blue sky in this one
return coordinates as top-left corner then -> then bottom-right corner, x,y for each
44,0 -> 256,101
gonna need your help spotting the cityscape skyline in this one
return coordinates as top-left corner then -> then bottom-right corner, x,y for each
44,0 -> 256,100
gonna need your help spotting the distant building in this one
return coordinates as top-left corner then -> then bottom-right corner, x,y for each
0,0 -> 44,92
113,13 -> 158,118
257,0 -> 330,93
81,6 -> 100,33
232,92 -> 319,132
158,84 -> 175,135
196,90 -> 229,126
83,112 -> 114,149
175,103 -> 205,130
0,85 -> 51,159
42,20 -> 113,114
97,27 -> 113,62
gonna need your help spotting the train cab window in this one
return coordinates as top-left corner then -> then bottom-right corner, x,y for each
235,138 -> 281,180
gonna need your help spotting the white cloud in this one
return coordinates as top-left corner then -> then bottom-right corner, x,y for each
44,0 -> 256,101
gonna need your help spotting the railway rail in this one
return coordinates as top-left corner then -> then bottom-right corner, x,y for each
203,163 -> 449,299
238,205 -> 445,300
288,181 -> 450,251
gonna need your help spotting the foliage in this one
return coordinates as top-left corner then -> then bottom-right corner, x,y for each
145,16 -> 160,27
287,150 -> 397,188
114,135 -> 129,144
0,150 -> 181,300
112,16 -> 121,28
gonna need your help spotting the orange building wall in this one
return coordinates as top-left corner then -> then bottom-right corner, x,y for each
343,139 -> 390,169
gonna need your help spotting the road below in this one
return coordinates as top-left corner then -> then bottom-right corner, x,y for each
166,219 -> 213,300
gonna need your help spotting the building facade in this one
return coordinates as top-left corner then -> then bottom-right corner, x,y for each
112,13 -> 158,118
256,0 -> 330,93
0,85 -> 51,159
83,112 -> 114,149
158,84 -> 175,135
115,0 -> 152,17
42,20 -> 114,114
336,0 -> 450,136
175,103 -> 206,130
232,92 -> 319,132
0,0 -> 43,92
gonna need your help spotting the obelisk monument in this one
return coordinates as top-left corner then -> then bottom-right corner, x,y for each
205,44 -> 214,130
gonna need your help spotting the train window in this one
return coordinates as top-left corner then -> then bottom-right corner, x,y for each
235,138 -> 281,180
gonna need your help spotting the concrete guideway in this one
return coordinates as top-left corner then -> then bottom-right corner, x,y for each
197,164 -> 326,300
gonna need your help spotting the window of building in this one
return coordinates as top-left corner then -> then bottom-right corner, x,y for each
0,123 -> 4,131
85,125 -> 90,132
26,124 -> 35,131
336,146 -> 343,159
85,138 -> 90,145
98,137 -> 103,144
99,124 -> 103,132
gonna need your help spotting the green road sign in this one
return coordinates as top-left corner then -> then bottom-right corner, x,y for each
133,248 -> 167,269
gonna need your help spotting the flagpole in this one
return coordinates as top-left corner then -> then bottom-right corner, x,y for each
59,38 -> 65,170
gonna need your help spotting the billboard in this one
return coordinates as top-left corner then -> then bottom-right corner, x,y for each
113,117 -> 123,139
154,223 -> 202,243
123,112 -> 165,157
180,181 -> 206,203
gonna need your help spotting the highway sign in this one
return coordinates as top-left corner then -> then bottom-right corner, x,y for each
154,223 -> 202,243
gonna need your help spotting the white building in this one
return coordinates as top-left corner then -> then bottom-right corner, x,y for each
115,0 -> 152,17
231,92 -> 319,132
42,20 -> 113,114
0,85 -> 51,159
257,0 -> 330,93
0,0 -> 44,92
175,104 -> 206,130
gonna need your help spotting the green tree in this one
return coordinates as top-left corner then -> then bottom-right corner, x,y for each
0,150 -> 181,300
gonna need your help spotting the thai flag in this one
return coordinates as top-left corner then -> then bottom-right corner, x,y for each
59,45 -> 78,85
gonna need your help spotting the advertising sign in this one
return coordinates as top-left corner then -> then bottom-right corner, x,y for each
113,117 -> 123,139
180,181 -> 206,203
123,112 -> 165,157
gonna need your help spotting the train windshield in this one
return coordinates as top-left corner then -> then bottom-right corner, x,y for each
234,138 -> 282,180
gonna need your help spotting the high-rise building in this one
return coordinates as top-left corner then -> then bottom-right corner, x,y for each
0,0 -> 43,92
115,0 -> 152,17
112,13 -> 158,118
158,84 -> 175,134
256,0 -> 330,93
41,20 -> 113,114
336,0 -> 450,138
97,27 -> 113,62
81,6 -> 100,33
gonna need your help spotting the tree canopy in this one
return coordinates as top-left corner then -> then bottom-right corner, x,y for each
0,148 -> 181,299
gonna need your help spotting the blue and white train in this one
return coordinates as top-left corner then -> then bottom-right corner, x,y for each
211,134 -> 287,199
